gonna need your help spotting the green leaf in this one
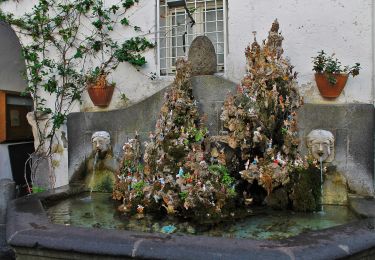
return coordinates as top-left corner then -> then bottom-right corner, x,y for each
74,48 -> 83,59
92,41 -> 102,51
43,78 -> 58,93
194,130 -> 204,142
179,191 -> 188,200
120,17 -> 129,26
122,0 -> 135,8
52,113 -> 66,129
92,20 -> 103,30
110,4 -> 119,14
133,26 -> 141,32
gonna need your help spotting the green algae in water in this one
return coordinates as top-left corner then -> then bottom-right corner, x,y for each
46,192 -> 358,240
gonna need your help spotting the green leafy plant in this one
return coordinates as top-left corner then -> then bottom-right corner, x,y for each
188,127 -> 208,142
132,180 -> 146,197
227,187 -> 237,198
182,173 -> 191,179
137,163 -> 144,172
120,93 -> 129,103
31,186 -> 45,193
312,50 -> 361,85
208,164 -> 234,187
179,191 -> 188,200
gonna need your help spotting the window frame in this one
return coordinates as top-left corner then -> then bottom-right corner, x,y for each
157,0 -> 227,77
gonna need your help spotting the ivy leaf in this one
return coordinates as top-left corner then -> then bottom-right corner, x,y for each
38,107 -> 52,114
114,37 -> 154,66
43,78 -> 58,93
76,0 -> 94,12
133,26 -> 141,32
71,91 -> 82,102
110,5 -> 119,14
53,16 -> 63,26
52,113 -> 66,129
120,17 -> 129,26
92,41 -> 102,51
122,0 -> 135,8
92,20 -> 103,29
74,47 -> 83,59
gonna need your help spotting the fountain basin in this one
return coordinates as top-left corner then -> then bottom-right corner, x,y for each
6,185 -> 375,259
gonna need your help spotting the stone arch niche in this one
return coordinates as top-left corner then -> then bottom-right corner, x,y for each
0,21 -> 34,195
0,21 -> 28,92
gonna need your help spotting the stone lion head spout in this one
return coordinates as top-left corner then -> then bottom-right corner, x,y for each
91,131 -> 111,158
306,129 -> 335,162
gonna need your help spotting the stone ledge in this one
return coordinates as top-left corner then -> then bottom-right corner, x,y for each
349,194 -> 375,218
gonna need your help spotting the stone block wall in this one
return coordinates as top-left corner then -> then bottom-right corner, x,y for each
67,87 -> 166,180
191,75 -> 237,135
67,75 -> 237,180
68,79 -> 374,196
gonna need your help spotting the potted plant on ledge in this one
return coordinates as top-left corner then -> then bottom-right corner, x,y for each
312,50 -> 361,98
85,37 -> 155,107
86,68 -> 116,107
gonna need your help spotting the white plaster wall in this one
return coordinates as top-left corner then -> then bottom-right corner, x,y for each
2,0 -> 373,107
226,0 -> 373,104
78,0 -> 172,111
0,0 -> 172,188
1,0 -> 172,112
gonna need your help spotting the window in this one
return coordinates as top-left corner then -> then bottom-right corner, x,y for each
158,0 -> 226,76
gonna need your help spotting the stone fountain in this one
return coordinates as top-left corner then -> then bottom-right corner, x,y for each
5,22 -> 375,260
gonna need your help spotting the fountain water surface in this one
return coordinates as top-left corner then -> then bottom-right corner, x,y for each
46,192 -> 358,240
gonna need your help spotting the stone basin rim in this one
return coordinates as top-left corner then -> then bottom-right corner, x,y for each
6,185 -> 375,260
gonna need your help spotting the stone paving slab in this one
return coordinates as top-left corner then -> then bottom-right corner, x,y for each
0,224 -> 14,260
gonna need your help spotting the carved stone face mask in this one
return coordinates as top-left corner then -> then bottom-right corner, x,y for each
306,130 -> 334,162
91,131 -> 111,157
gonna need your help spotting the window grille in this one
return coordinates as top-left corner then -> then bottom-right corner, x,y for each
158,0 -> 225,76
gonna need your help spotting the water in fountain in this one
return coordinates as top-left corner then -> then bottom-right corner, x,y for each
319,156 -> 324,213
47,192 -> 358,240
90,151 -> 99,195
81,151 -> 99,202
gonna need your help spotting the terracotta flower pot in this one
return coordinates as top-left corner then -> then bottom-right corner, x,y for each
314,73 -> 348,98
87,83 -> 115,107
87,74 -> 115,107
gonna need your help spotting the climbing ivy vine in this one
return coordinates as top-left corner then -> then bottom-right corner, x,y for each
0,0 -> 154,189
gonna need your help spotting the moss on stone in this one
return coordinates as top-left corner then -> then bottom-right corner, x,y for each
290,166 -> 321,212
85,169 -> 115,193
95,174 -> 114,193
